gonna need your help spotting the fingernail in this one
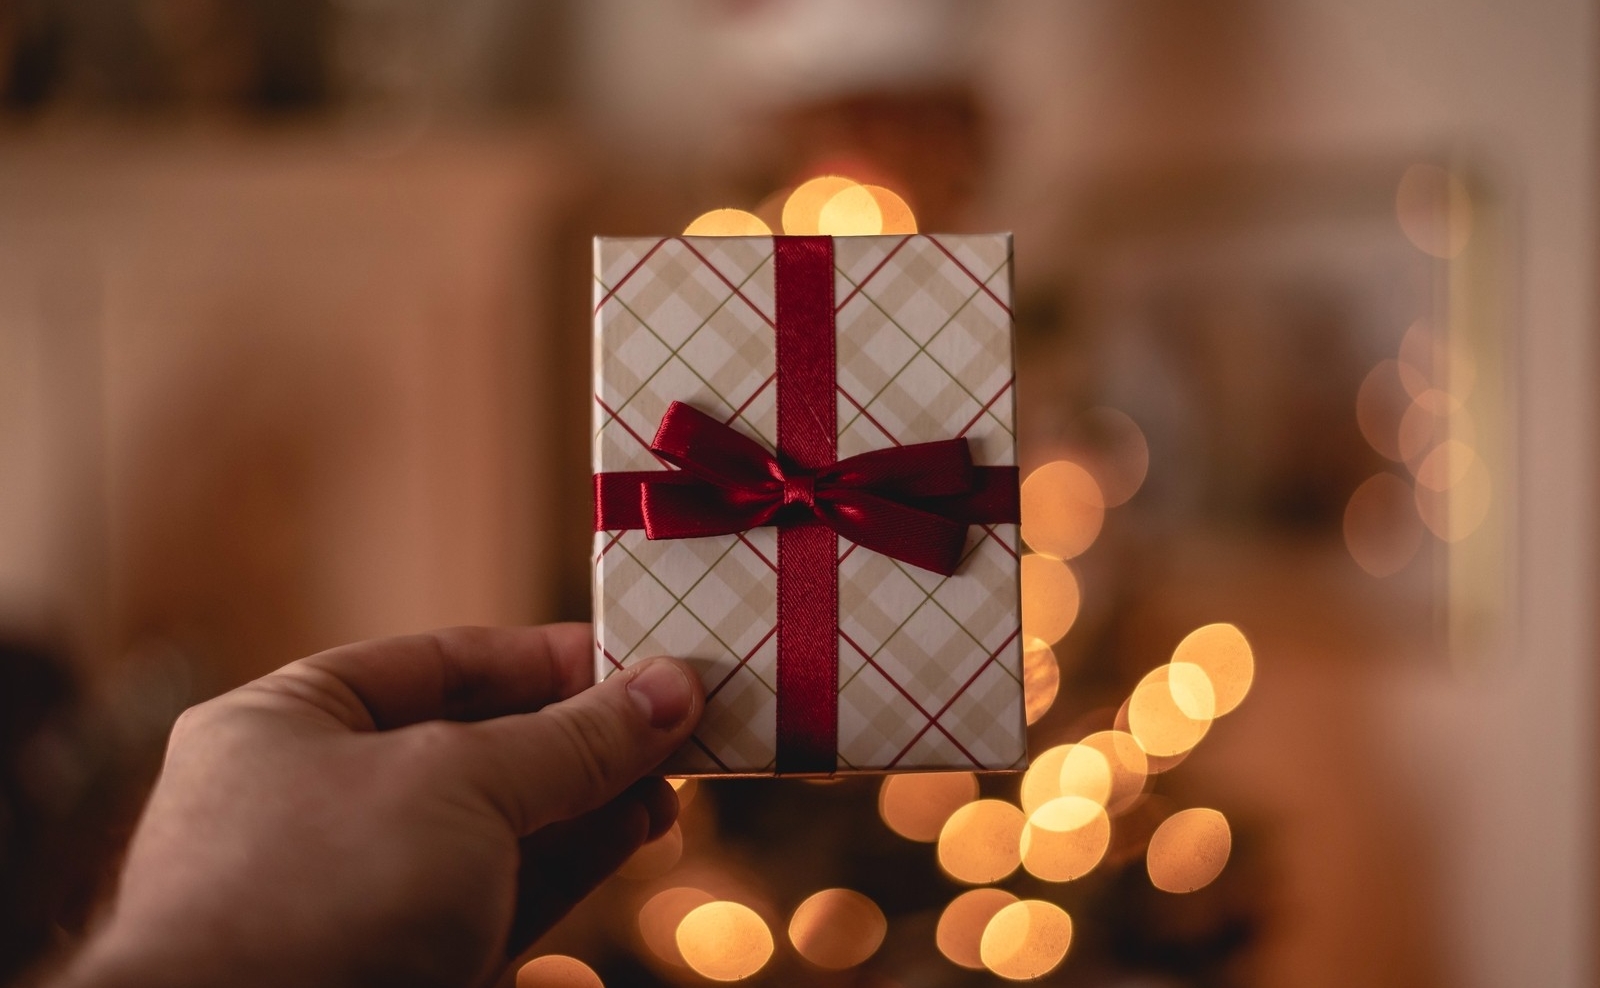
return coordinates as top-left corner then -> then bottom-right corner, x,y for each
626,660 -> 694,730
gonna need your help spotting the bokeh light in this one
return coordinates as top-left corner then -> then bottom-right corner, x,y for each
1020,460 -> 1106,560
937,799 -> 1026,884
1169,624 -> 1253,717
879,771 -> 979,842
980,900 -> 1073,980
938,888 -> 1019,970
1057,743 -> 1113,805
516,955 -> 604,988
677,901 -> 775,981
1078,730 -> 1150,815
1020,795 -> 1111,882
1126,666 -> 1213,758
817,184 -> 883,236
1344,472 -> 1426,577
862,185 -> 918,233
1019,744 -> 1073,815
1415,454 -> 1492,542
618,823 -> 683,880
1072,406 -> 1149,506
1415,438 -> 1478,492
639,887 -> 715,967
1147,808 -> 1233,893
1398,392 -> 1475,470
1397,162 -> 1474,259
683,208 -> 772,237
1356,360 -> 1409,462
782,176 -> 860,235
1022,637 -> 1060,725
669,776 -> 698,809
788,888 -> 887,970
1020,554 -> 1080,645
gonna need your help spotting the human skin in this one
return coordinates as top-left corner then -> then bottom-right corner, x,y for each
54,623 -> 702,988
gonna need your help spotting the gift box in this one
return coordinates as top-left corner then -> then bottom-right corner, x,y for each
592,234 -> 1026,776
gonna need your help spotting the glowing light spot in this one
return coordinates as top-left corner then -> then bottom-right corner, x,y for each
677,901 -> 774,981
1147,808 -> 1232,893
1020,555 -> 1080,645
937,888 -> 1018,969
1073,407 -> 1149,507
1397,163 -> 1473,259
788,889 -> 886,970
980,900 -> 1073,980
1415,455 -> 1492,542
683,209 -> 772,237
1397,320 -> 1477,401
879,771 -> 979,842
1127,666 -> 1212,757
862,185 -> 917,233
516,955 -> 603,988
1398,393 -> 1474,468
937,799 -> 1025,884
817,185 -> 883,236
1019,745 -> 1072,815
1023,638 -> 1060,725
1355,360 -> 1409,462
1344,472 -> 1425,577
1114,697 -> 1191,774
1170,624 -> 1252,717
1078,730 -> 1149,814
1021,796 -> 1110,882
618,823 -> 682,880
639,887 -> 715,966
1166,662 -> 1217,720
1057,743 -> 1113,805
1021,460 -> 1105,560
1415,439 -> 1478,492
783,176 -> 860,235
668,777 -> 698,809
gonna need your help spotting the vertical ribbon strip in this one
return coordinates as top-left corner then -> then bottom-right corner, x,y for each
772,236 -> 838,775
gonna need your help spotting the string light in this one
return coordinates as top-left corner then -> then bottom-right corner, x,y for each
980,900 -> 1073,980
515,955 -> 603,988
938,889 -> 1019,969
676,901 -> 775,981
683,209 -> 771,236
879,772 -> 979,842
937,799 -> 1025,884
1020,796 -> 1111,882
1022,638 -> 1061,725
1147,808 -> 1232,893
788,889 -> 886,970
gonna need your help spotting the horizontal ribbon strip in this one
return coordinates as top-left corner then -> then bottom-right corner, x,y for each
593,403 -> 1020,576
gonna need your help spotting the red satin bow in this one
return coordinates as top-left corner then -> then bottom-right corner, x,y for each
637,401 -> 982,576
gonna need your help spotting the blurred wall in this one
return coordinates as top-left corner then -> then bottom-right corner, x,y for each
0,133 -> 574,687
975,3 -> 1595,986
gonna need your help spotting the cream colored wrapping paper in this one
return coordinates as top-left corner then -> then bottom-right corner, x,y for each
593,234 -> 1025,775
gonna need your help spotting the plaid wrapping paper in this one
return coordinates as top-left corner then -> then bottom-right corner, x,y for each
592,234 -> 1026,775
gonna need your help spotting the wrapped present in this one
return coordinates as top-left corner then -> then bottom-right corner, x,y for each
592,234 -> 1025,776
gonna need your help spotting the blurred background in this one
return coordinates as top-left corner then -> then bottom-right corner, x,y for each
0,1 -> 1593,986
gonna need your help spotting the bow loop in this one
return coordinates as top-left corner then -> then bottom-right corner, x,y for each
634,401 -> 984,576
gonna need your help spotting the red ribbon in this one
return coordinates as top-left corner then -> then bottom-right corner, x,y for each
593,237 -> 1019,774
600,400 -> 1016,577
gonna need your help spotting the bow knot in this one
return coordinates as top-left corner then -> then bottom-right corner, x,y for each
782,471 -> 817,510
637,401 -> 987,576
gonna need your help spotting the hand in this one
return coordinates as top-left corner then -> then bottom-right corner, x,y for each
58,624 -> 703,988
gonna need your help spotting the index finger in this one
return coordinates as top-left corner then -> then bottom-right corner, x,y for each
267,623 -> 596,731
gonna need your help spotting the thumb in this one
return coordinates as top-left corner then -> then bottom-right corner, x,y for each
457,657 -> 703,835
